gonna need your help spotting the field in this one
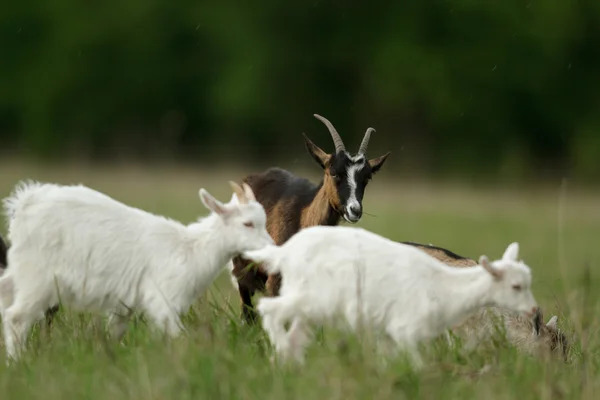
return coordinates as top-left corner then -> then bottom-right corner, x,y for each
0,160 -> 598,399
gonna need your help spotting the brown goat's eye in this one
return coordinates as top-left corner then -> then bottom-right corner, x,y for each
512,284 -> 522,291
243,221 -> 254,228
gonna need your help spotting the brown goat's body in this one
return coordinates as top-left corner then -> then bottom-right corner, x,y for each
231,167 -> 341,322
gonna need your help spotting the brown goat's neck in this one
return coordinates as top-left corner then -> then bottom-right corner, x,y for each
300,180 -> 341,227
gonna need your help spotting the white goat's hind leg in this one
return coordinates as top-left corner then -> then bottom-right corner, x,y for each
146,305 -> 185,338
386,325 -> 424,370
257,295 -> 303,363
258,298 -> 287,345
286,317 -> 312,364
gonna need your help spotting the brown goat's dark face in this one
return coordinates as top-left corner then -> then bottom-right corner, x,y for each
303,132 -> 390,223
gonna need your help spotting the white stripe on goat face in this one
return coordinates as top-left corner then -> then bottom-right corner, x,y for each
344,154 -> 366,222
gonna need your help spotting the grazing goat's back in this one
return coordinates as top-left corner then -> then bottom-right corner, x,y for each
401,241 -> 478,267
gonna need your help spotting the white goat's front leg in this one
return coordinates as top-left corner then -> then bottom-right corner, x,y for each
285,317 -> 312,364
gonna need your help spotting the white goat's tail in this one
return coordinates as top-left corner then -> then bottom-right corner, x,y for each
2,180 -> 45,225
242,245 -> 281,274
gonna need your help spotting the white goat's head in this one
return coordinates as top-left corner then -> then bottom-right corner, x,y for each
199,181 -> 274,253
478,242 -> 538,317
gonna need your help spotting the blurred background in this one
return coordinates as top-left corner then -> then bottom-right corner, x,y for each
0,5 -> 600,385
0,0 -> 598,184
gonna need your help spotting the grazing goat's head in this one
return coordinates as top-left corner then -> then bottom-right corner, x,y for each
478,242 -> 538,318
303,114 -> 391,223
532,309 -> 570,361
199,181 -> 274,253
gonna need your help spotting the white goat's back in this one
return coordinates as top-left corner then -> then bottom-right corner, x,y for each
2,181 -> 190,313
253,226 -> 450,327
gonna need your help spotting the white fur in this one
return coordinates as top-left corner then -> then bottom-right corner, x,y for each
0,180 -> 274,360
243,226 -> 538,366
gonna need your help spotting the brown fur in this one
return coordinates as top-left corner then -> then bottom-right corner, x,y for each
300,173 -> 340,228
402,242 -> 477,268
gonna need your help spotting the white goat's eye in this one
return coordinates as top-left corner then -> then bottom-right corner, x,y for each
512,284 -> 522,291
243,221 -> 254,228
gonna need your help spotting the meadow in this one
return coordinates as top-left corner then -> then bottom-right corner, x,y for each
0,160 -> 598,399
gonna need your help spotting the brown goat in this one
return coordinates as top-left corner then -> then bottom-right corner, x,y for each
231,114 -> 391,323
403,240 -> 569,360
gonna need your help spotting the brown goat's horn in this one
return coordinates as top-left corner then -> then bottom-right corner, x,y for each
314,114 -> 345,154
358,127 -> 375,155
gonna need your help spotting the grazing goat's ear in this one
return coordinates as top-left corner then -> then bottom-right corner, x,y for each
546,316 -> 558,330
303,133 -> 331,169
199,189 -> 229,216
479,255 -> 503,280
502,242 -> 519,262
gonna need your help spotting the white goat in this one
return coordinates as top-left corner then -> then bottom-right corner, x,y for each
242,226 -> 538,367
0,179 -> 274,361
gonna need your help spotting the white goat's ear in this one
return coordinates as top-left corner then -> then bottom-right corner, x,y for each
546,316 -> 558,330
242,183 -> 256,203
502,242 -> 519,261
479,255 -> 503,279
199,189 -> 229,216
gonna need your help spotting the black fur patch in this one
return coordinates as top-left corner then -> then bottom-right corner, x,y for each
0,234 -> 7,268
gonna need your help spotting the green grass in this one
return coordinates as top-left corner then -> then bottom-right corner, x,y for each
0,160 -> 599,399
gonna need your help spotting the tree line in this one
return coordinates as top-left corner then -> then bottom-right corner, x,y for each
0,0 -> 598,181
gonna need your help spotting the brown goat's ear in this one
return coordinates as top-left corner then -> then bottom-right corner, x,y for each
368,151 -> 391,174
228,181 -> 247,204
479,255 -> 503,280
303,133 -> 331,169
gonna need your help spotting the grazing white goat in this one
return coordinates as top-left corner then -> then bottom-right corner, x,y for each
242,226 -> 538,367
0,180 -> 274,361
